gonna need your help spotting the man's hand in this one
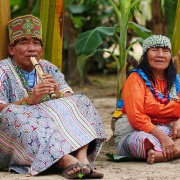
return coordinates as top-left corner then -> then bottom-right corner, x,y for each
29,81 -> 54,104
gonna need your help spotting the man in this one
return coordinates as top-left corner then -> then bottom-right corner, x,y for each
0,14 -> 106,179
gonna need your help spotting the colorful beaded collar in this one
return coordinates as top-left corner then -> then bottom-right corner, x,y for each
132,69 -> 180,103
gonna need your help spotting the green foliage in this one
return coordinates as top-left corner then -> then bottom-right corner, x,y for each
10,0 -> 36,18
31,0 -> 40,17
76,27 -> 116,56
172,0 -> 180,56
68,0 -> 115,31
165,0 -> 178,40
128,22 -> 151,39
64,0 -> 74,8
77,56 -> 89,76
69,4 -> 88,14
75,0 -> 151,101
64,0 -> 118,75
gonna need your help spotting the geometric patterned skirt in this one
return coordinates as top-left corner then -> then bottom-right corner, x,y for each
116,124 -> 172,159
0,94 -> 106,175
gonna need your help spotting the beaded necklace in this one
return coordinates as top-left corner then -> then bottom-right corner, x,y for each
150,80 -> 169,104
11,59 -> 50,103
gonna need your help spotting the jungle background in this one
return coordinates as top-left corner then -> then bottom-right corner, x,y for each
1,0 -> 180,179
1,0 -> 179,84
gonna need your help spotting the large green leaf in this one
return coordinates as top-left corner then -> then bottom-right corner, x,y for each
64,0 -> 74,8
75,26 -> 116,56
69,4 -> 88,14
31,0 -> 40,17
128,21 -> 151,39
165,0 -> 177,40
77,55 -> 90,76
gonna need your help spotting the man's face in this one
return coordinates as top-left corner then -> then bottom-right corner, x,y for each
8,37 -> 43,72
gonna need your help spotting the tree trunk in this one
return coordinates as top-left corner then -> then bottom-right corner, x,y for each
63,9 -> 82,85
0,0 -> 10,60
151,0 -> 168,35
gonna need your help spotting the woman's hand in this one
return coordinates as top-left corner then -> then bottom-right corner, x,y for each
170,119 -> 180,140
159,135 -> 177,160
151,127 -> 177,160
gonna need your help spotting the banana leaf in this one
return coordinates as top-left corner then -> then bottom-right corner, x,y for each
128,22 -> 151,39
77,55 -> 90,77
75,26 -> 116,56
64,0 -> 74,8
31,0 -> 41,17
75,23 -> 150,57
171,0 -> 180,74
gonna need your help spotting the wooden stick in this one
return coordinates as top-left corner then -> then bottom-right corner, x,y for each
30,57 -> 57,99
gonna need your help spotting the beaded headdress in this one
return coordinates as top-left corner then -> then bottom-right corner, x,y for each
142,35 -> 171,54
8,15 -> 42,45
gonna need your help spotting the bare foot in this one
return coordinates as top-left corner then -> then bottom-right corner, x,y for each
75,154 -> 102,175
57,154 -> 88,176
75,154 -> 89,165
147,149 -> 167,164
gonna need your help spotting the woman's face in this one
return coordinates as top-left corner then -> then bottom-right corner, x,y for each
8,37 -> 43,72
147,47 -> 171,71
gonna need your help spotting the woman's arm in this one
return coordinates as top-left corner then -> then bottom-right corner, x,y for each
122,72 -> 156,132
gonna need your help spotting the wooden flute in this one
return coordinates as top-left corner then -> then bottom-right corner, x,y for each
30,57 -> 57,99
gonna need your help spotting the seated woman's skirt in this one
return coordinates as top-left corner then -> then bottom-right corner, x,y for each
114,115 -> 172,159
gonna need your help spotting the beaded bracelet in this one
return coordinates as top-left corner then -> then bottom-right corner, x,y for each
17,96 -> 31,105
57,90 -> 64,98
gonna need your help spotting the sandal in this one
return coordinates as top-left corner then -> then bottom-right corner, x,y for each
61,162 -> 90,179
84,164 -> 104,179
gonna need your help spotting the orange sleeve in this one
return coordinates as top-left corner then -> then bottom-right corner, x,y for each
122,72 -> 156,132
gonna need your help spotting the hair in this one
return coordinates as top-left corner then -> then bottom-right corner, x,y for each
137,51 -> 177,91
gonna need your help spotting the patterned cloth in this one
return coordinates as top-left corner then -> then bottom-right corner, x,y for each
142,35 -> 171,54
8,15 -> 42,45
0,58 -> 106,175
115,116 -> 172,158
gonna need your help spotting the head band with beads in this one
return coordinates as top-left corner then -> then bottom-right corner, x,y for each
142,35 -> 171,54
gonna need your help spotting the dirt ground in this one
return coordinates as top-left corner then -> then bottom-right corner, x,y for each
1,75 -> 180,180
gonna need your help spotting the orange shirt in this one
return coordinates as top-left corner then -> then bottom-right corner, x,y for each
122,72 -> 180,133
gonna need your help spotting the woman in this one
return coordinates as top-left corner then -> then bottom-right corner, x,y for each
114,35 -> 180,164
0,15 -> 106,179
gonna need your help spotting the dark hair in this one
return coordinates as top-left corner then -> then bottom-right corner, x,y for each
137,51 -> 176,91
